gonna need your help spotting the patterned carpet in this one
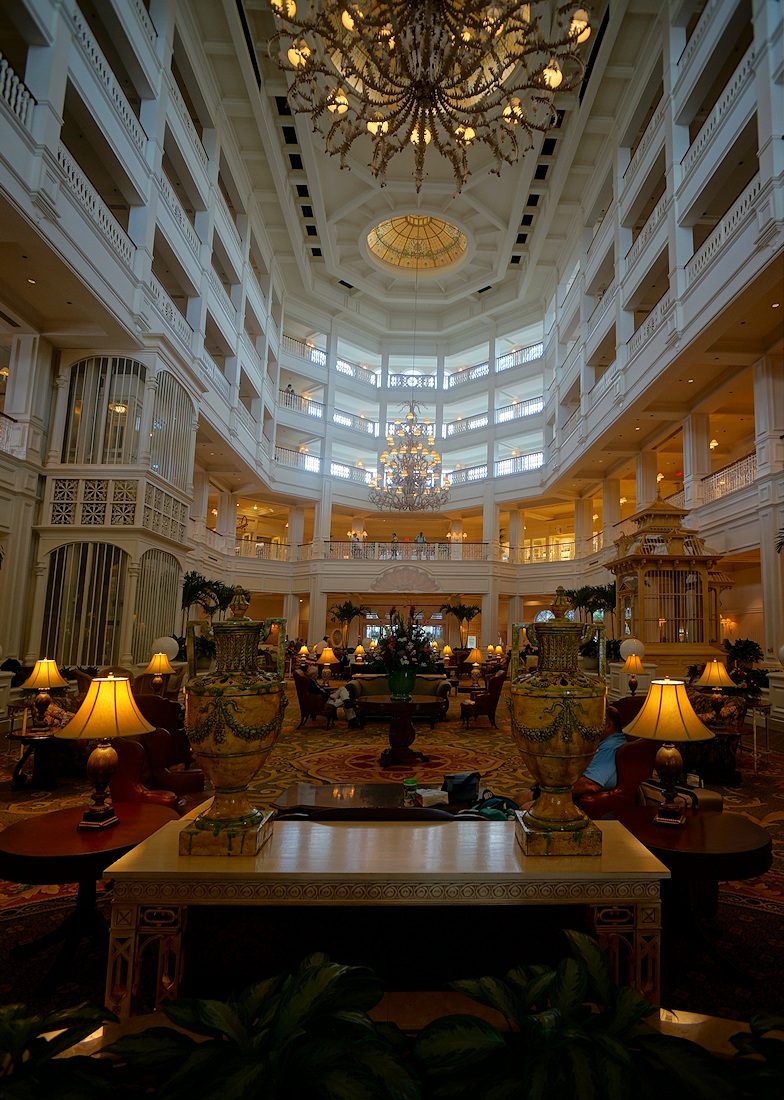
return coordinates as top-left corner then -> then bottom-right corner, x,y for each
1,685 -> 783,1020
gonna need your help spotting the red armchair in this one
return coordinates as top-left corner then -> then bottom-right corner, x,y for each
460,670 -> 506,728
576,737 -> 659,819
109,728 -> 207,816
293,668 -> 336,728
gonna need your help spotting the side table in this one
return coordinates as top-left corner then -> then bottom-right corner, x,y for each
0,803 -> 178,985
743,701 -> 771,771
8,728 -> 56,790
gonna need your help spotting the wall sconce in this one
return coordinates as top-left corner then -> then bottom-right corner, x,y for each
619,496 -> 627,504
709,439 -> 718,449
656,473 -> 664,482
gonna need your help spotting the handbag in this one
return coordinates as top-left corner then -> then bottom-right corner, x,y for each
441,771 -> 480,803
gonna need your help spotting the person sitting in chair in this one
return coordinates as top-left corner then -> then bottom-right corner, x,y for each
518,706 -> 626,806
305,665 -> 360,728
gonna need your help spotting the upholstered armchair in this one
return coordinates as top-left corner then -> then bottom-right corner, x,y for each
293,668 -> 336,728
460,670 -> 506,728
109,727 -> 206,816
576,737 -> 659,819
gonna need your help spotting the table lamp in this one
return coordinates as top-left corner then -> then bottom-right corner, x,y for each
694,659 -> 736,725
143,651 -> 175,694
354,643 -> 365,664
495,645 -> 504,657
442,644 -> 453,660
621,653 -> 645,696
55,675 -> 155,830
21,659 -> 70,726
624,677 -> 714,826
317,646 -> 337,685
466,647 -> 486,686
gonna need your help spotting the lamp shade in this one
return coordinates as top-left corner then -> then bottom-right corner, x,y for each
442,644 -> 453,658
354,644 -> 365,657
694,659 -> 735,690
143,652 -> 175,678
21,659 -> 69,692
621,654 -> 645,676
298,644 -> 310,656
624,678 -> 713,743
466,648 -> 485,665
317,646 -> 337,665
56,676 -> 155,742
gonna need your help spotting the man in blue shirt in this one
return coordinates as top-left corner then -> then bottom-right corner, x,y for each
572,706 -> 627,798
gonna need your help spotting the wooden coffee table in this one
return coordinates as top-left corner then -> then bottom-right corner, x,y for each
354,694 -> 443,766
0,803 -> 178,983
273,781 -> 465,819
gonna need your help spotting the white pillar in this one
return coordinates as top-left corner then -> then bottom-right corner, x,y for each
682,413 -> 711,510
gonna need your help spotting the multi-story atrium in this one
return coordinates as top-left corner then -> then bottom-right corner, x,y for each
0,0 -> 781,673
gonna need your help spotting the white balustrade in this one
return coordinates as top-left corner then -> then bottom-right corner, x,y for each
157,172 -> 200,256
680,47 -> 755,181
0,53 -> 34,129
702,453 -> 757,502
685,175 -> 761,286
167,74 -> 208,170
628,292 -> 672,358
147,274 -> 192,348
71,8 -> 147,154
496,342 -> 544,372
57,145 -> 134,266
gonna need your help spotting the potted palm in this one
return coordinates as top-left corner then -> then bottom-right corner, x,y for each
328,599 -> 371,649
439,601 -> 481,649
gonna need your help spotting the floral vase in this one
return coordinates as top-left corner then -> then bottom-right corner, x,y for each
180,591 -> 287,856
388,666 -> 417,700
510,587 -> 606,856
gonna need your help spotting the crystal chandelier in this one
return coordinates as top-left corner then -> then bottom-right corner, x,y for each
269,2 -> 591,193
368,399 -> 451,511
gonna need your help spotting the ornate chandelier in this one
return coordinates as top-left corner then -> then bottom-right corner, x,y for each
269,2 -> 591,193
368,399 -> 451,511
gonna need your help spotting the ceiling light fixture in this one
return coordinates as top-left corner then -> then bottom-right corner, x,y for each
369,398 -> 451,511
269,2 -> 591,193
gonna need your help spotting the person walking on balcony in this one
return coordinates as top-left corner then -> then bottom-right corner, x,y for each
414,531 -> 427,559
284,383 -> 295,407
391,532 -> 399,558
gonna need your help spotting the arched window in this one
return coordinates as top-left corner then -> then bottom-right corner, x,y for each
62,357 -> 145,464
149,371 -> 193,492
40,542 -> 127,666
132,549 -> 181,662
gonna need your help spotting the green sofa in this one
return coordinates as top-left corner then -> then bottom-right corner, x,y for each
346,673 -> 451,719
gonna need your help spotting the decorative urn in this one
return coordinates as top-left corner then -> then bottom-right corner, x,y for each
180,590 -> 287,856
510,588 -> 606,855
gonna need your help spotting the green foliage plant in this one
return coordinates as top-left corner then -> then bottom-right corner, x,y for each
414,930 -> 734,1100
0,1001 -> 116,1099
105,952 -> 418,1100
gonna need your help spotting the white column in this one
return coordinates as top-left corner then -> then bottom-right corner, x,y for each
682,413 -> 711,510
602,479 -> 620,548
636,450 -> 658,509
119,563 -> 141,666
287,506 -> 305,561
573,498 -> 593,557
24,562 -> 49,664
753,354 -> 784,660
45,371 -> 72,465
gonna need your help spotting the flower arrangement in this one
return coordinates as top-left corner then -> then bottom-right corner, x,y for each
368,605 -> 436,674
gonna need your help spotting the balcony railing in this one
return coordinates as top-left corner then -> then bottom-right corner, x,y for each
157,171 -> 200,257
319,540 -> 489,562
680,46 -> 755,181
685,175 -> 761,286
624,96 -> 665,180
628,291 -> 672,359
496,342 -> 544,372
331,410 -> 376,435
0,411 -> 18,455
148,274 -> 193,349
0,51 -> 35,129
448,361 -> 489,388
388,373 -> 437,388
234,539 -> 290,561
279,389 -> 325,419
275,446 -> 321,473
57,145 -> 134,266
167,73 -> 208,170
678,0 -> 721,72
200,352 -> 231,402
445,412 -> 489,436
702,453 -> 757,502
520,541 -> 575,563
494,452 -> 545,477
330,461 -> 371,484
71,7 -> 147,155
495,396 -> 545,423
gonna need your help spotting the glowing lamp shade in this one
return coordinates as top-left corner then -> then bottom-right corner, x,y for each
621,653 -> 645,696
298,644 -> 310,657
694,659 -> 735,691
56,676 -> 155,830
21,659 -> 69,726
143,651 -> 175,693
317,645 -> 337,685
624,678 -> 713,825
466,647 -> 486,685
442,644 -> 453,659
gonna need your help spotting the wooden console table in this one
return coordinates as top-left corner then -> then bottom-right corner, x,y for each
104,818 -> 669,1018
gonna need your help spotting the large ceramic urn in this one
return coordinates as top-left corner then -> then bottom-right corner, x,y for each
180,592 -> 287,856
510,588 -> 606,855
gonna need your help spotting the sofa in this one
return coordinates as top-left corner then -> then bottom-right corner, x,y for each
346,673 -> 451,720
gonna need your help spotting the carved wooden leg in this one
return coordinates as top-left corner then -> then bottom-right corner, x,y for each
592,897 -> 661,1003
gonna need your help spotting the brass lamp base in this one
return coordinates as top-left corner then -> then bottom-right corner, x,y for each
78,740 -> 120,830
653,742 -> 686,828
